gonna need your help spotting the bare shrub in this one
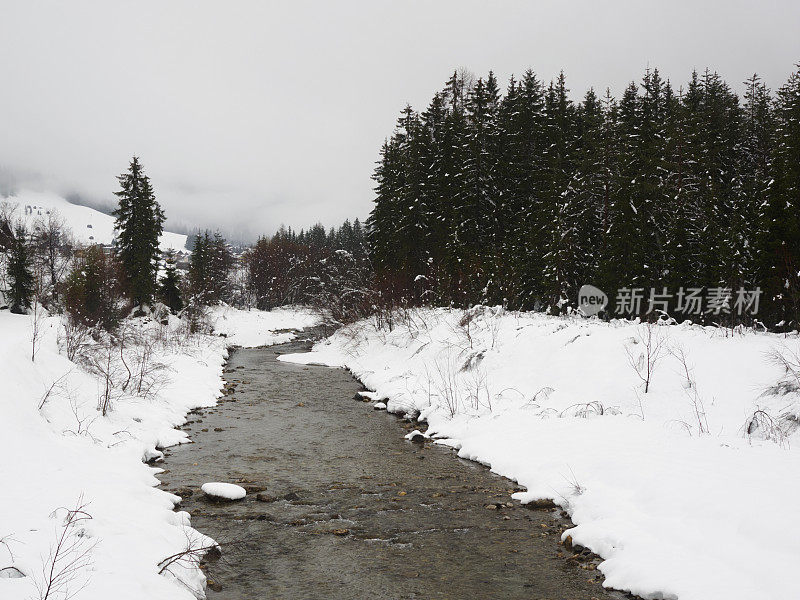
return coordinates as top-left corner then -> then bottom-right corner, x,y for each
63,396 -> 98,440
743,409 -> 789,448
685,385 -> 710,435
157,528 -> 219,584
558,401 -> 618,418
58,317 -> 93,362
426,356 -> 461,418
625,321 -> 667,393
30,300 -> 46,362
668,343 -> 695,389
38,370 -> 73,411
522,386 -> 555,409
35,499 -> 96,600
31,209 -> 73,309
465,367 -> 492,412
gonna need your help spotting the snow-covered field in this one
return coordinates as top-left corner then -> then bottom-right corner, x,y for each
282,307 -> 800,600
3,190 -> 188,252
0,306 -> 319,600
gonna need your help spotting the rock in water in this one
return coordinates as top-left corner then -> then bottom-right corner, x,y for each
405,430 -> 426,443
201,482 -> 247,501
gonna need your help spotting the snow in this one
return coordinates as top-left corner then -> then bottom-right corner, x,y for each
3,190 -> 188,252
280,307 -> 800,600
0,306 -> 319,600
201,483 -> 246,501
209,305 -> 321,347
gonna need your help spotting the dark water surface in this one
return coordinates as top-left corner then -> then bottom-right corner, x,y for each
159,336 -> 625,600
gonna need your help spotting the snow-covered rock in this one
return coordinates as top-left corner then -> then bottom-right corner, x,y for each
201,482 -> 246,501
405,429 -> 426,443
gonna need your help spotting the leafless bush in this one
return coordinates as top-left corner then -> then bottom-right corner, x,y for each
117,325 -> 170,398
63,396 -> 98,440
426,356 -> 461,418
31,209 -> 73,309
157,528 -> 219,584
668,343 -> 695,389
559,401 -> 616,418
38,370 -> 73,411
85,340 -> 123,416
35,499 -> 96,600
743,409 -> 789,448
625,321 -> 667,393
522,386 -> 555,410
157,529 -> 251,597
0,533 -> 16,571
465,367 -> 492,412
685,385 -> 710,435
58,317 -> 93,362
30,300 -> 46,362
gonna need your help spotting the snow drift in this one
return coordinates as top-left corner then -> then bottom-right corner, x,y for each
281,307 -> 800,600
0,306 -> 319,600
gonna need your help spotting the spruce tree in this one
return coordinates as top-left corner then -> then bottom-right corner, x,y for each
758,65 -> 800,328
159,252 -> 183,313
112,156 -> 165,309
6,224 -> 34,314
189,231 -> 210,305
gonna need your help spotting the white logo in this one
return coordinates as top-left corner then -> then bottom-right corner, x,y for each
578,284 -> 608,316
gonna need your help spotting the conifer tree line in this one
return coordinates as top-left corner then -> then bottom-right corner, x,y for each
367,66 -> 800,329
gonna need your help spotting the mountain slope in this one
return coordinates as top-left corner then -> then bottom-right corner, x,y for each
3,190 -> 187,251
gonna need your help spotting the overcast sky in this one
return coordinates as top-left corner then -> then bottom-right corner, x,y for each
1,1 -> 799,240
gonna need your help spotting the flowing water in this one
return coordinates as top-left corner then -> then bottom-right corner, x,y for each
158,335 -> 626,600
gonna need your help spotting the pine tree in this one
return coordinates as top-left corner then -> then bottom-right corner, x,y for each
159,252 -> 183,313
457,73 -> 501,302
112,156 -> 165,308
188,231 -> 209,304
509,70 -> 548,308
758,65 -> 800,328
597,81 -> 645,309
209,232 -> 233,303
6,224 -> 34,314
737,74 -> 774,302
540,72 -> 581,311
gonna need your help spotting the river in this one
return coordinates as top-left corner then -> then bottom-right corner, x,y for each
158,335 -> 625,599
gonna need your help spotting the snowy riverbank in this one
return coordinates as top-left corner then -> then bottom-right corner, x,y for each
0,306 -> 318,600
281,307 -> 800,600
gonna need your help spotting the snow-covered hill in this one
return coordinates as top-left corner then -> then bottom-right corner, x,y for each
2,190 -> 188,252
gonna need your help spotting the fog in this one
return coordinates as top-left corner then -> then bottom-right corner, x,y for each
1,0 -> 798,241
